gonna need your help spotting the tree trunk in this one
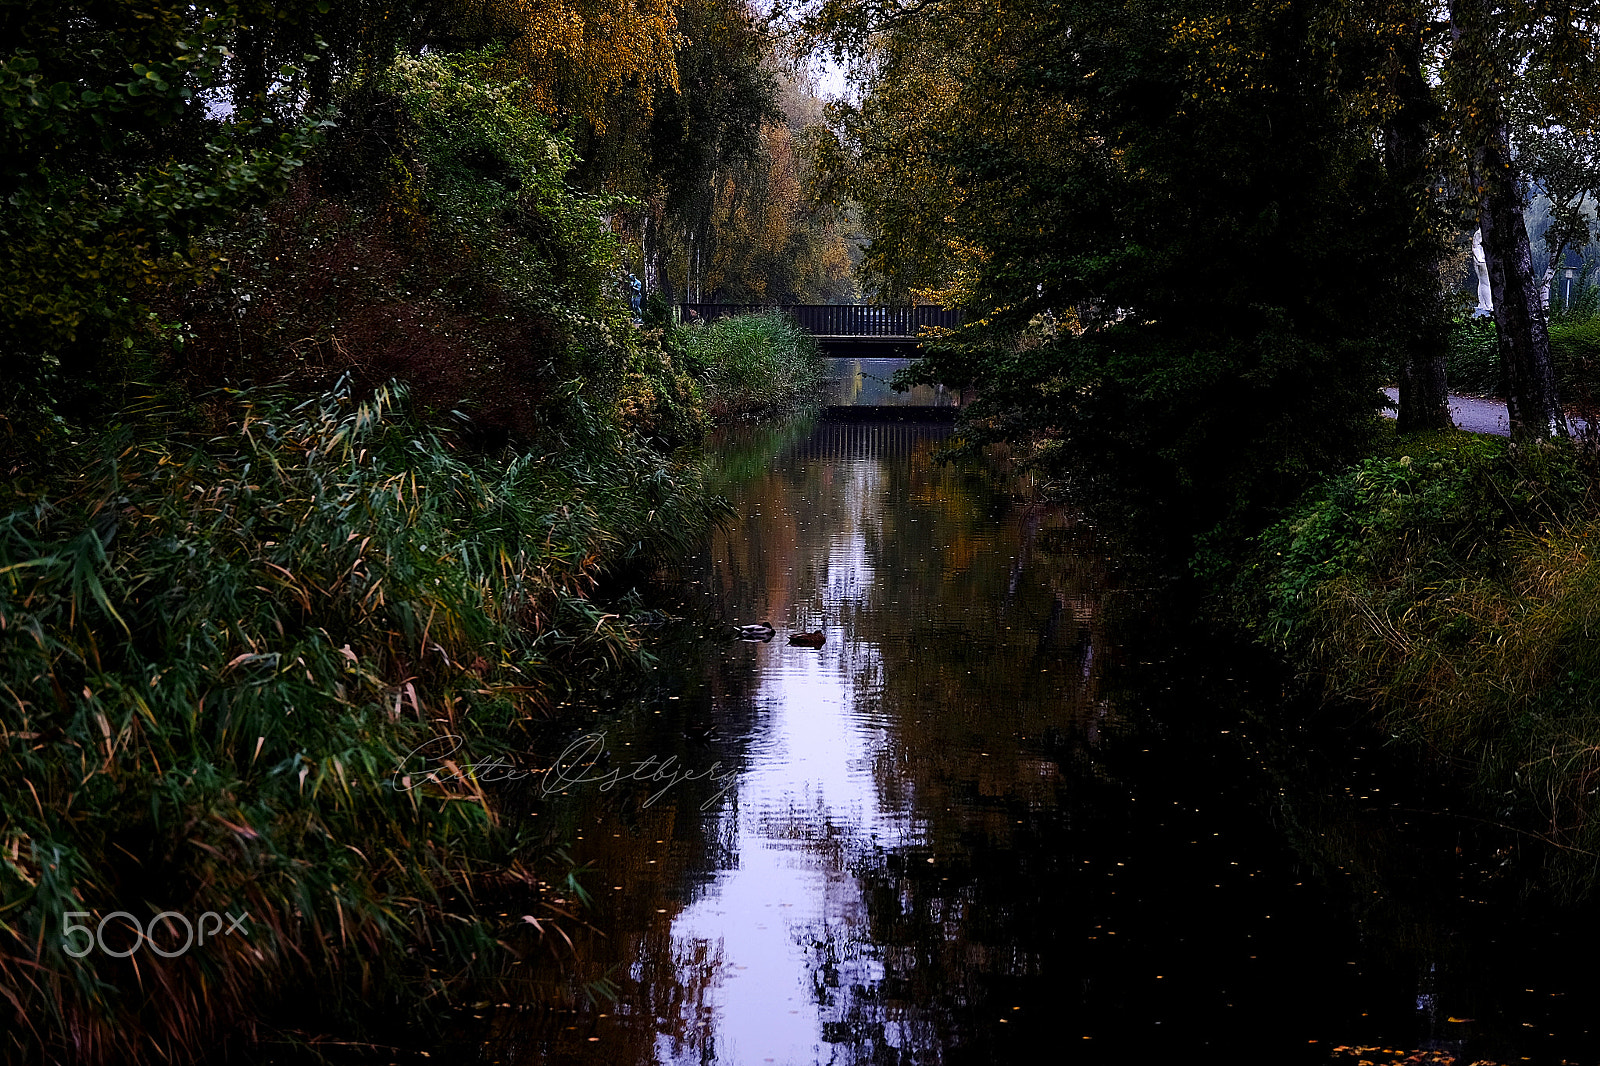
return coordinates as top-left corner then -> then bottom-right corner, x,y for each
1451,0 -> 1565,439
233,26 -> 268,115
1475,123 -> 1565,437
1384,13 -> 1452,433
307,51 -> 334,114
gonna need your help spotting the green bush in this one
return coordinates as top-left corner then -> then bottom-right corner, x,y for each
1445,315 -> 1502,395
1444,312 -> 1600,404
677,312 -> 825,419
169,47 -> 669,449
1251,433 -> 1585,647
1242,432 -> 1600,891
0,17 -> 323,439
1550,316 -> 1600,404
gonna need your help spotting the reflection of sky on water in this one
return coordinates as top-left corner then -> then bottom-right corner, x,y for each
480,410 -> 1600,1066
665,455 -> 923,1065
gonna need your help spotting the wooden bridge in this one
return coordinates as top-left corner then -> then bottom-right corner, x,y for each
678,304 -> 964,356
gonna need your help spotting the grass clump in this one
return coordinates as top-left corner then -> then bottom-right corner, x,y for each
0,379 -> 720,1063
676,312 -> 825,420
1242,431 -> 1600,889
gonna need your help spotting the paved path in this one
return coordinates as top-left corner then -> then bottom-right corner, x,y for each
1382,387 -> 1510,437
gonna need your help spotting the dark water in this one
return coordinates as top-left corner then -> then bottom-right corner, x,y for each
472,400 -> 1600,1066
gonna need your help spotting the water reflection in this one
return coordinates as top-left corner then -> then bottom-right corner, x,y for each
658,418 -> 1108,1065
470,413 -> 1600,1066
823,357 -> 967,408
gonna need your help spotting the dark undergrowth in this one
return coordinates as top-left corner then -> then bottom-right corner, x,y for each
0,380 -> 726,1063
1235,427 -> 1600,896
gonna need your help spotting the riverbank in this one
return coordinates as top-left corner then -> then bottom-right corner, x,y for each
1233,425 -> 1600,894
0,44 -> 826,1061
0,318 -> 824,1063
0,381 -> 705,1060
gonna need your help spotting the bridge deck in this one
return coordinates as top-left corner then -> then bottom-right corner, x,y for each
679,304 -> 963,341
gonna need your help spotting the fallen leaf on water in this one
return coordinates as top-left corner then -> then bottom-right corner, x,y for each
1331,1046 -> 1503,1066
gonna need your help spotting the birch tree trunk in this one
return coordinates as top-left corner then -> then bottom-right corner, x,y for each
1451,0 -> 1565,439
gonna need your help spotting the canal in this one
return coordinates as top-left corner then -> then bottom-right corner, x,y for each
467,374 -> 1600,1066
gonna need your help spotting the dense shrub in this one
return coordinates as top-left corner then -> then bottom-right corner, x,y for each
162,48 -> 707,450
1445,315 -> 1501,395
677,311 -> 825,419
1242,432 -> 1600,889
0,381 -> 722,1063
1551,316 -> 1600,407
0,10 -> 323,445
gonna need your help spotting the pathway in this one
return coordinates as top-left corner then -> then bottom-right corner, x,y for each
1382,387 -> 1510,437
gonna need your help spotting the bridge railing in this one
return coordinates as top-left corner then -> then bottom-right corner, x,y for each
678,304 -> 964,337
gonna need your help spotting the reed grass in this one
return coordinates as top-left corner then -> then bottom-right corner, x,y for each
0,378 -> 721,1062
677,313 -> 825,420
1246,431 -> 1600,891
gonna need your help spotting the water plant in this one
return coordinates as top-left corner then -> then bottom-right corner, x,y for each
0,378 -> 721,1062
676,312 -> 825,420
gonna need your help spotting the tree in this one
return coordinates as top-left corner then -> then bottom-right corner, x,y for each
700,75 -> 859,302
593,2 -> 855,305
0,1 -> 328,438
451,0 -> 683,130
1509,21 -> 1600,313
1315,2 -> 1456,431
810,0 -> 1420,565
1447,0 -> 1566,438
637,0 -> 778,300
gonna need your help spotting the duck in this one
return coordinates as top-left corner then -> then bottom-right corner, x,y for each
735,622 -> 776,642
788,630 -> 826,648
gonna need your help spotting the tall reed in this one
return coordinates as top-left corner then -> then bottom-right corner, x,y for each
678,312 -> 825,420
0,379 -> 720,1062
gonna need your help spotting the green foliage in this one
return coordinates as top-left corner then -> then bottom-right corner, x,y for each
1250,433 -> 1586,647
164,46 -> 711,451
1244,433 -> 1600,889
0,380 -> 722,1062
617,329 -> 711,448
1551,276 -> 1600,323
820,0 -> 1411,571
677,312 -> 825,419
0,2 -> 331,438
386,49 -> 625,338
1446,315 -> 1502,395
1550,315 -> 1600,403
1446,312 -> 1600,403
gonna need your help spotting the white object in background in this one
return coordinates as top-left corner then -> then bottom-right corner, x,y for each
1473,228 -> 1494,316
